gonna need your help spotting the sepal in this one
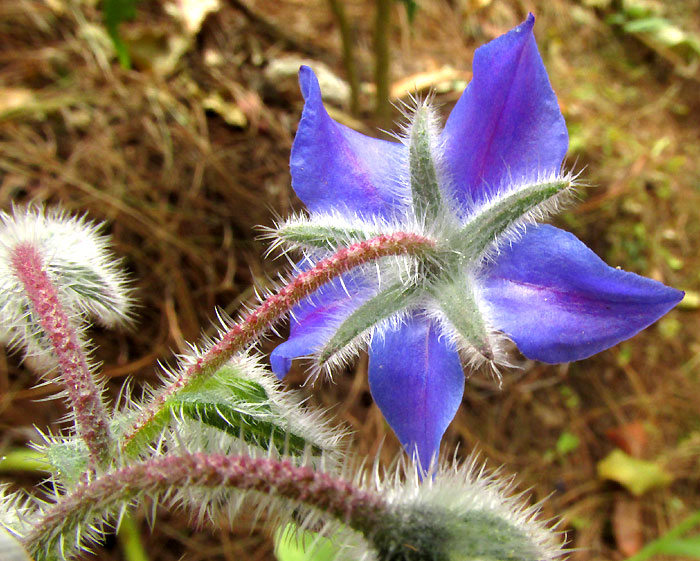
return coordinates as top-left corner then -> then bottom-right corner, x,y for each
272,212 -> 384,253
407,103 -> 445,224
427,272 -> 503,367
318,282 -> 420,370
40,436 -> 89,488
451,174 -> 575,262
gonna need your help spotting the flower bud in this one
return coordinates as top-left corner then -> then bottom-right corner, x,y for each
0,206 -> 133,370
366,457 -> 564,561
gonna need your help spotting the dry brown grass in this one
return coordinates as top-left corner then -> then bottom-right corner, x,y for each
1,1 -> 699,560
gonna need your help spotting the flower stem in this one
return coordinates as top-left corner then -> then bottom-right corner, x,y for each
22,453 -> 388,557
11,243 -> 113,469
121,232 -> 435,451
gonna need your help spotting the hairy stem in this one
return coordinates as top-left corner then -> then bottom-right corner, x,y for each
11,243 -> 113,469
121,233 -> 435,450
22,453 -> 388,556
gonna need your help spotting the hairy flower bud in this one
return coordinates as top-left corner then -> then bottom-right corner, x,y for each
0,206 -> 132,370
359,456 -> 564,561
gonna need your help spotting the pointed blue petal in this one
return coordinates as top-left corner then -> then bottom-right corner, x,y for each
441,15 -> 568,209
368,316 -> 465,468
291,66 -> 407,217
270,273 -> 371,378
481,225 -> 684,363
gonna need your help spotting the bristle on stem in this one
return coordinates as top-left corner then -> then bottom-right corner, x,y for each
21,453 -> 388,559
10,243 -> 113,469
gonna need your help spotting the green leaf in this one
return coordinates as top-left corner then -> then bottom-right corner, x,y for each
655,536 -> 700,557
0,448 -> 48,473
120,359 -> 341,458
623,18 -> 687,47
117,511 -> 150,561
171,365 -> 326,456
175,369 -> 321,455
102,0 -> 138,68
274,523 -> 340,561
44,438 -> 90,486
319,282 -> 419,365
597,449 -> 672,496
626,510 -> 700,561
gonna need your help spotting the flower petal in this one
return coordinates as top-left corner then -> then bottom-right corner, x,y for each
270,273 -> 371,378
441,14 -> 568,208
480,225 -> 684,363
291,66 -> 407,217
368,316 -> 465,468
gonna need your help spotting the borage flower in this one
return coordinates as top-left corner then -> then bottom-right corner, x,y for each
270,15 -> 683,468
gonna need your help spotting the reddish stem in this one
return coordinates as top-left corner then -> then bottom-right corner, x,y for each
121,232 -> 435,450
23,453 -> 388,554
11,243 -> 113,468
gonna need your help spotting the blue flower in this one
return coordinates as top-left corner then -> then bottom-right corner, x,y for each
270,15 -> 683,468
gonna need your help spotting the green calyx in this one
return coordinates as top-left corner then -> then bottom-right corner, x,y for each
274,103 -> 572,370
307,176 -> 571,369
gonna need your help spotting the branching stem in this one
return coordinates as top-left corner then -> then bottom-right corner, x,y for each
121,232 -> 435,450
22,453 -> 388,556
11,243 -> 113,469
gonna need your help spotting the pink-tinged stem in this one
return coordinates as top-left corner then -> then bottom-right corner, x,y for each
22,453 -> 388,554
122,232 -> 435,449
11,243 -> 113,468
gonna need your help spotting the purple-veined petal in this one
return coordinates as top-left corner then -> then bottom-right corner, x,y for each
368,316 -> 465,469
441,14 -> 568,209
270,272 -> 372,378
291,66 -> 407,218
480,225 -> 684,363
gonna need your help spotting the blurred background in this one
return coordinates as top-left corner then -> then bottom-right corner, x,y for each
1,0 -> 699,559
